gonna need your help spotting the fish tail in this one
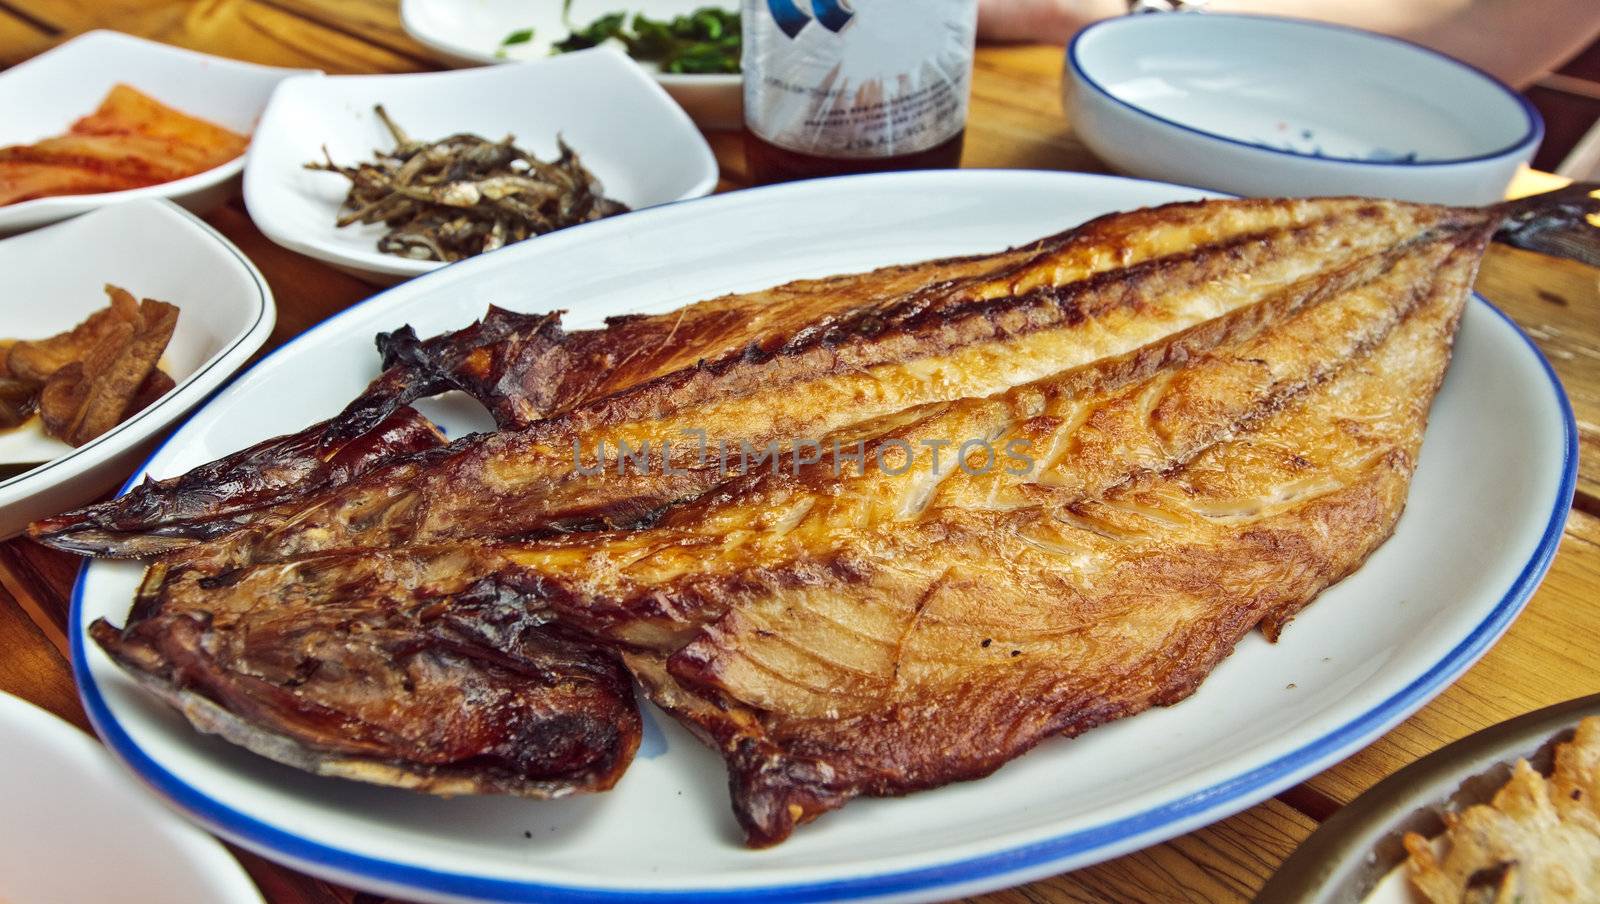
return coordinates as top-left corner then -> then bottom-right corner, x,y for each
1492,182 -> 1600,267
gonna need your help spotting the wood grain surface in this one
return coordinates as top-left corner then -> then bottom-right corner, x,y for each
0,3 -> 1597,902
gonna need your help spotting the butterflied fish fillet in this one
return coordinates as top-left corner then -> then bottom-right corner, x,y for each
108,202 -> 1494,842
92,198 -> 1473,578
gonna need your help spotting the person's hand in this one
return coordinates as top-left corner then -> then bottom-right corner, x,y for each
976,0 -> 1123,44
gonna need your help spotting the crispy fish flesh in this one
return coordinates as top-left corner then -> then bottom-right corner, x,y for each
111,209 -> 1491,842
89,579 -> 641,797
1404,717 -> 1600,903
97,198 -> 1475,577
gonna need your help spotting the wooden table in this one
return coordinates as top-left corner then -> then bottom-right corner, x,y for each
1,4 -> 1597,902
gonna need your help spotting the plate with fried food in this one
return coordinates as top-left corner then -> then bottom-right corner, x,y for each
1261,694 -> 1600,904
0,198 -> 273,537
0,30 -> 309,235
55,171 -> 1579,902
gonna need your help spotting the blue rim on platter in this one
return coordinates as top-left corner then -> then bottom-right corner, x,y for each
69,171 -> 1577,903
1068,14 -> 1543,168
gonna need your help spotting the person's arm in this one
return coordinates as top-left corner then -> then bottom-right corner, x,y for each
1212,0 -> 1600,88
977,0 -> 1600,89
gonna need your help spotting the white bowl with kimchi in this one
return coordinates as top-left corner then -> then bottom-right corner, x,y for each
0,31 -> 309,235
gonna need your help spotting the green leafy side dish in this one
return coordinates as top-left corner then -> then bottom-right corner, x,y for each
499,7 -> 740,74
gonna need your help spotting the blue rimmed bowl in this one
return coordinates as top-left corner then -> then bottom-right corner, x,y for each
1063,14 -> 1542,204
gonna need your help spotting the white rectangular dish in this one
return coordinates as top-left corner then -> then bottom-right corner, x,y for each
0,199 -> 276,538
243,48 -> 719,284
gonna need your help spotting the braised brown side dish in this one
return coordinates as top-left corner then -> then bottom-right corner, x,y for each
2,285 -> 178,447
32,188 -> 1600,846
307,105 -> 628,263
0,85 -> 249,206
1405,717 -> 1600,903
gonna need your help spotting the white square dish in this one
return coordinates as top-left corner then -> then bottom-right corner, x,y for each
0,199 -> 276,538
0,30 -> 310,235
242,48 -> 720,284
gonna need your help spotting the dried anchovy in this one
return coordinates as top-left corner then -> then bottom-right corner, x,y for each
307,106 -> 629,263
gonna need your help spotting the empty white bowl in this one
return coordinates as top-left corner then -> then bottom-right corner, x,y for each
0,30 -> 310,235
0,199 -> 276,538
0,691 -> 263,904
1063,14 -> 1542,205
400,0 -> 743,129
244,48 -> 720,284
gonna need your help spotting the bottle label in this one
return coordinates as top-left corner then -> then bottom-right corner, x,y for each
743,0 -> 976,159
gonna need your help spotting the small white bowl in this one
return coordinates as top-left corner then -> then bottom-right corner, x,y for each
243,48 -> 720,284
400,0 -> 743,129
0,30 -> 311,235
0,691 -> 264,904
0,199 -> 276,538
1063,14 -> 1542,205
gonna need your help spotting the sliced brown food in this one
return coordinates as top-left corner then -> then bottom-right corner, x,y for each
20,289 -> 180,448
0,375 -> 38,428
6,285 -> 140,383
58,298 -> 177,445
38,359 -> 92,438
128,368 -> 176,415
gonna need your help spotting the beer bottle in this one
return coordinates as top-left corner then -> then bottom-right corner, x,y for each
741,0 -> 979,184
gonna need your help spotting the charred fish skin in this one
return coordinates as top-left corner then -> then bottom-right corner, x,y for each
32,236 -> 1056,559
119,204 -> 1492,844
323,306 -> 569,447
151,199 -> 1474,575
91,562 -> 641,797
29,406 -> 447,558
